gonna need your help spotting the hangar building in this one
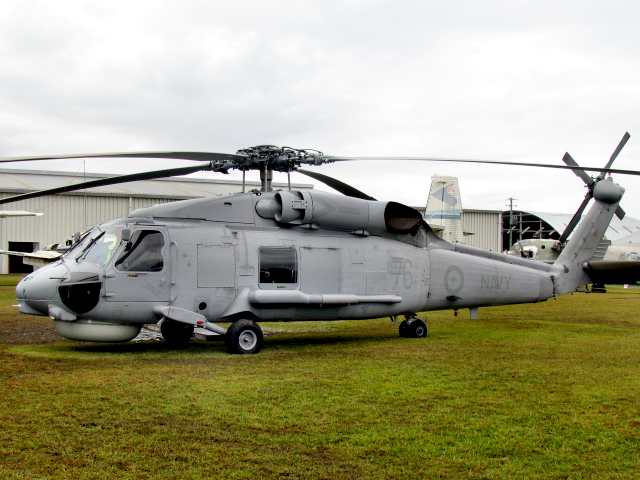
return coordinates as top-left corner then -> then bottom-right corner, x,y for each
415,206 -> 503,252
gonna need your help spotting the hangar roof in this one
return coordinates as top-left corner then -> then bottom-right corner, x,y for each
522,210 -> 640,243
0,167 -> 313,200
614,230 -> 640,245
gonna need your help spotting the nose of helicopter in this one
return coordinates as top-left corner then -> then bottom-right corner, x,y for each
16,263 -> 69,315
17,262 -> 104,318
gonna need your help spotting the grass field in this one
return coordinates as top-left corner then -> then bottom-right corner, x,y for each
1,275 -> 639,479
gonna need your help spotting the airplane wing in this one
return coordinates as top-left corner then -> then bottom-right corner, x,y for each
584,260 -> 640,285
0,249 -> 62,269
0,250 -> 62,260
0,211 -> 43,218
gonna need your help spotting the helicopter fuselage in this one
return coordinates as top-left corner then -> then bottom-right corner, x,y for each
16,190 -> 557,343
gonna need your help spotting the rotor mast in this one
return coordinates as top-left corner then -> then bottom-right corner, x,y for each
260,165 -> 273,192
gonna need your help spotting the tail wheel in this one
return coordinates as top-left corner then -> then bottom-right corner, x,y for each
225,319 -> 263,354
399,318 -> 428,338
160,318 -> 194,346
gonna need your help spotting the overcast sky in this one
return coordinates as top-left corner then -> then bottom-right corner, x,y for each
2,0 -> 640,216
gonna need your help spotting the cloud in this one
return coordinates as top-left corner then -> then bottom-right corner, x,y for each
1,0 -> 639,215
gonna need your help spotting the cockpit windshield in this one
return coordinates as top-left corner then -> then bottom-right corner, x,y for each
83,231 -> 120,266
63,228 -> 97,258
75,227 -> 122,267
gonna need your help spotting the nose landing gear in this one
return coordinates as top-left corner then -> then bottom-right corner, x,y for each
160,318 -> 194,346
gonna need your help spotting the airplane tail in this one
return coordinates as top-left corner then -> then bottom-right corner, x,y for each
424,175 -> 463,243
553,177 -> 624,293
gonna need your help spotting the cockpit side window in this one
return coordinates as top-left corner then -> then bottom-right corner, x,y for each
115,230 -> 165,272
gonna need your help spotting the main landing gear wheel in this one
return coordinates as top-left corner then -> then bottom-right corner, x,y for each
161,318 -> 194,346
399,318 -> 428,338
225,319 -> 263,354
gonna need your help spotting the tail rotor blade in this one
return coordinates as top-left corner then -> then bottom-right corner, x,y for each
558,193 -> 592,244
599,131 -> 631,179
562,148 -> 626,221
562,152 -> 593,186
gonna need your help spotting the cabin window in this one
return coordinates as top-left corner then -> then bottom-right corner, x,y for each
259,246 -> 297,284
115,230 -> 164,272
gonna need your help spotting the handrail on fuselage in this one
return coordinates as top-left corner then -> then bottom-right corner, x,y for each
449,243 -> 555,273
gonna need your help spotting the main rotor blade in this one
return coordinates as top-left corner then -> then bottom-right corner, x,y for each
325,155 -> 640,177
0,151 -> 244,164
296,169 -> 376,200
599,131 -> 631,180
0,164 -> 214,205
558,193 -> 592,244
562,152 -> 593,186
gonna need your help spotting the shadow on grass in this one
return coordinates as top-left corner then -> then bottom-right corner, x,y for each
69,341 -> 222,355
28,330 -> 400,358
266,332 -> 397,348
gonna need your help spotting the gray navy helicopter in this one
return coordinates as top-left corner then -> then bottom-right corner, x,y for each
2,134 -> 640,354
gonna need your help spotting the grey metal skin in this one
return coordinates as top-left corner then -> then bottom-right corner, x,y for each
15,178 -> 624,344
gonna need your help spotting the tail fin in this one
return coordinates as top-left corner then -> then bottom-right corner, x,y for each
424,175 -> 463,243
554,178 -> 624,293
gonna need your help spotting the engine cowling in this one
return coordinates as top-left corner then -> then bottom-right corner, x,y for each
256,190 -> 422,234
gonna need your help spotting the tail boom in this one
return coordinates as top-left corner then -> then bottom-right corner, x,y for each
553,178 -> 624,293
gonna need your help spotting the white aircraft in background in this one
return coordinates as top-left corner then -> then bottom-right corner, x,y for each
0,210 -> 42,218
0,210 -> 67,269
0,247 -> 64,269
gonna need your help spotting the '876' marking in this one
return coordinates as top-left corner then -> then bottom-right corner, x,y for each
388,257 -> 414,289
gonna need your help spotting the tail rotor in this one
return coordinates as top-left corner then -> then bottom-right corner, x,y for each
557,132 -> 630,245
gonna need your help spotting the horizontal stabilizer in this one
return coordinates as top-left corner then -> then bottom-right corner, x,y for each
584,260 -> 640,285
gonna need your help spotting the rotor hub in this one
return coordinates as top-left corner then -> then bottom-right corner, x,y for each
593,177 -> 624,204
235,145 -> 327,172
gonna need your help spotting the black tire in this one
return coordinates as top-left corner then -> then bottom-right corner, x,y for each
401,318 -> 428,338
225,319 -> 263,354
399,320 -> 410,337
160,319 -> 194,346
